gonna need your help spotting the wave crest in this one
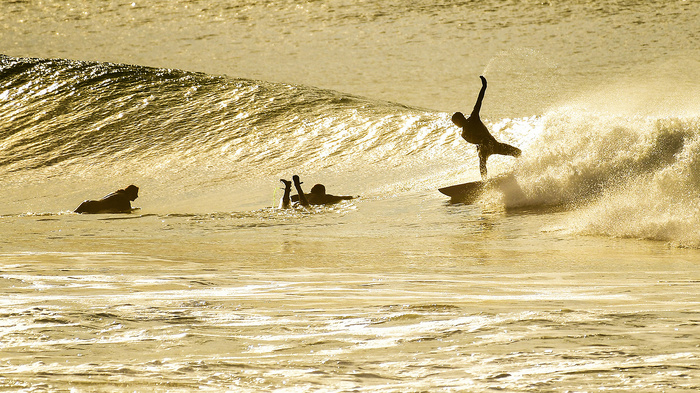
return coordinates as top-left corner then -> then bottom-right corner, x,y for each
512,109 -> 700,246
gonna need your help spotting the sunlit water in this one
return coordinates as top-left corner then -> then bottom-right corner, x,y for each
1,0 -> 700,391
3,208 -> 699,391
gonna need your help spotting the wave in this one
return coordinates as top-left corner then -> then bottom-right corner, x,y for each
0,54 -> 454,180
506,109 -> 700,246
2,55 -> 700,246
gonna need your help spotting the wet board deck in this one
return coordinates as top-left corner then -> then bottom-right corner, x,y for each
438,181 -> 485,204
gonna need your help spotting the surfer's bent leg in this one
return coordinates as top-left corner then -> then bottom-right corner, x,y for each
75,200 -> 98,214
280,179 -> 292,209
292,175 -> 309,207
477,145 -> 489,180
494,142 -> 522,158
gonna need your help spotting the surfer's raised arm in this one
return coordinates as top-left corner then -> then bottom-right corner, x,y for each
292,175 -> 310,207
471,75 -> 487,118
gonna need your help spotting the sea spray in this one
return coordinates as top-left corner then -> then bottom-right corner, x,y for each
511,109 -> 700,246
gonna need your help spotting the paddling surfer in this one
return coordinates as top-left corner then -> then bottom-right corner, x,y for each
452,76 -> 521,179
279,176 -> 355,208
74,185 -> 139,214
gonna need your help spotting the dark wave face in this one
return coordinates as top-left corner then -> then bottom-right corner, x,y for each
0,55 -> 468,216
0,55 -> 451,177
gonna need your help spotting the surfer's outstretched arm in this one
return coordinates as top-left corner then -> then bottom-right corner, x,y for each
292,175 -> 309,207
471,76 -> 487,118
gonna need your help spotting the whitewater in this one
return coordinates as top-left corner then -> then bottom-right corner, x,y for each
1,0 -> 700,391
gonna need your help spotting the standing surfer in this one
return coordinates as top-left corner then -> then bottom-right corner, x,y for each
452,76 -> 521,179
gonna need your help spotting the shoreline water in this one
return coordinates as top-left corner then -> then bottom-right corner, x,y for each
2,206 -> 699,391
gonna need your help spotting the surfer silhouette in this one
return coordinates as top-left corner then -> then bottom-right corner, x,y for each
74,185 -> 139,214
452,76 -> 521,179
279,176 -> 355,208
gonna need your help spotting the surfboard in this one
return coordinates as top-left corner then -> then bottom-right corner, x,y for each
438,181 -> 485,204
439,174 -> 527,205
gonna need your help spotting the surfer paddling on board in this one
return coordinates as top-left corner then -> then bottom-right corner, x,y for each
279,176 -> 355,208
74,185 -> 139,214
452,76 -> 521,179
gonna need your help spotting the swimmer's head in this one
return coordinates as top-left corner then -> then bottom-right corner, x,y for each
310,184 -> 326,195
124,185 -> 139,200
452,112 -> 467,127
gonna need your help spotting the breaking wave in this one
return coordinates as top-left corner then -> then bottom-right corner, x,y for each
1,55 -> 699,246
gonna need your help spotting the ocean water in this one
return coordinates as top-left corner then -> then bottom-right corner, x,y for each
1,0 -> 700,391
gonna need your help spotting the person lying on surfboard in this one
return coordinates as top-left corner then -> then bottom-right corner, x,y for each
279,176 -> 355,208
74,185 -> 139,214
452,76 -> 521,179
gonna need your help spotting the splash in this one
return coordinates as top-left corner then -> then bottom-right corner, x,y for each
480,48 -> 562,117
509,107 -> 700,246
482,48 -> 558,77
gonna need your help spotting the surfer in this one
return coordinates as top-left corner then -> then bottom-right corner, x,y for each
279,176 -> 355,208
74,185 -> 139,214
292,176 -> 356,205
452,76 -> 521,179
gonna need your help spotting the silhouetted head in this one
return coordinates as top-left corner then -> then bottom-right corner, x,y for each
310,184 -> 326,195
124,185 -> 139,201
452,112 -> 467,127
